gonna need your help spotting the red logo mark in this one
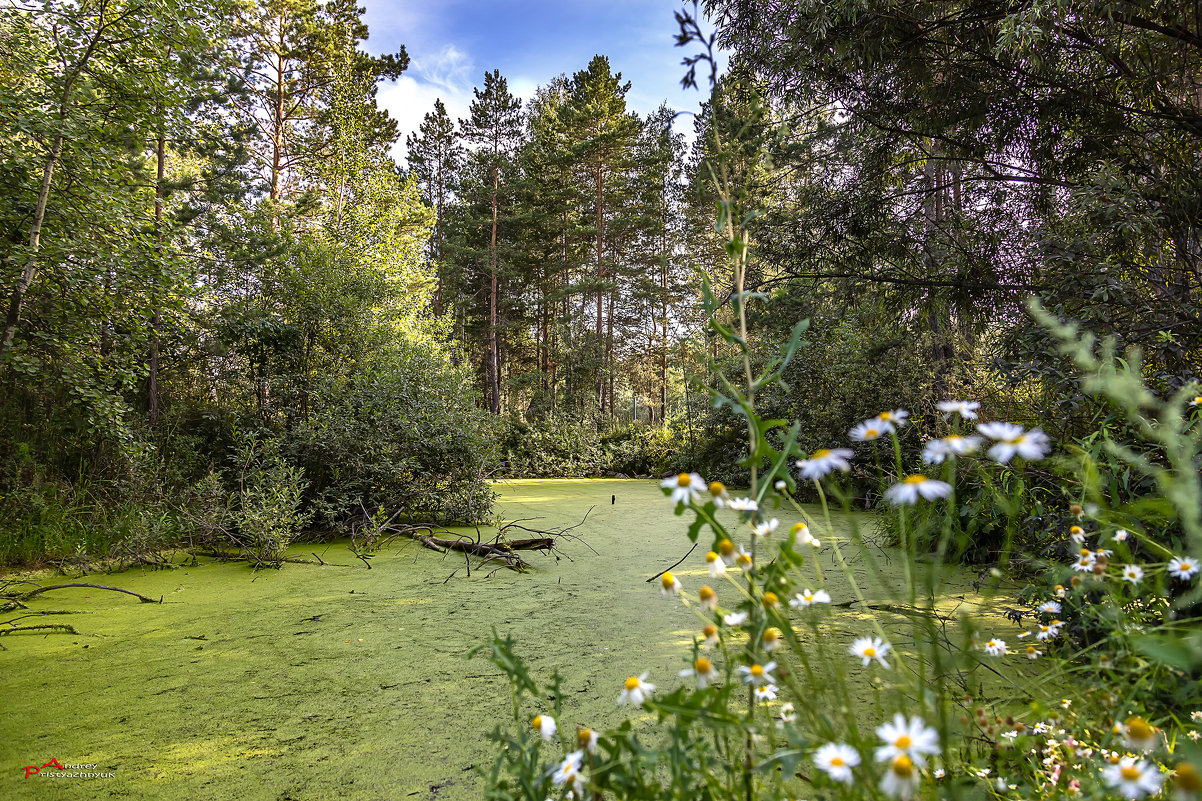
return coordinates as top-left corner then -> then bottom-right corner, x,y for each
23,759 -> 64,778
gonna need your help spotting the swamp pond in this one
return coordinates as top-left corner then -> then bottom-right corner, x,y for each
0,479 -> 1039,800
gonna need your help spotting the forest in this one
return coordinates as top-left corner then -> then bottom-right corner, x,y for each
2,0 -> 1201,798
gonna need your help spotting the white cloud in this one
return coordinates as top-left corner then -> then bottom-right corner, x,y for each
380,44 -> 475,164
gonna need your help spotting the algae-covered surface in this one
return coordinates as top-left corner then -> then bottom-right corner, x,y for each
0,480 -> 1037,800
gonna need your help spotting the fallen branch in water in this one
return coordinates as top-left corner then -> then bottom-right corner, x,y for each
10,583 -> 162,604
0,623 -> 79,636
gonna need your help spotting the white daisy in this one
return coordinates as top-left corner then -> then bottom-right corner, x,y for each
576,727 -> 599,753
813,742 -> 861,784
762,627 -> 784,652
728,496 -> 758,512
880,754 -> 920,799
796,448 -> 854,480
1114,529 -> 1130,542
1037,601 -> 1061,614
661,472 -> 705,505
982,638 -> 1007,656
922,434 -> 983,463
552,751 -> 585,795
1122,565 -> 1144,584
876,409 -> 910,428
1025,645 -> 1042,660
790,522 -> 820,547
708,480 -> 730,507
698,585 -> 718,610
790,588 -> 832,608
1102,756 -> 1163,799
773,479 -> 787,491
850,419 -> 894,441
717,539 -> 737,565
1169,556 -> 1199,581
754,518 -> 779,538
1070,525 -> 1087,543
702,624 -> 719,648
679,656 -> 718,689
705,550 -> 727,577
532,714 -> 557,741
1121,717 -> 1158,752
1035,621 -> 1063,641
735,545 -> 753,572
660,571 -> 682,596
1072,553 -> 1096,572
778,703 -> 797,724
617,673 -> 655,707
883,475 -> 953,505
754,684 -> 778,703
874,714 -> 940,767
723,612 -> 748,627
737,661 -> 777,686
850,636 -> 893,668
977,422 -> 1051,463
937,400 -> 981,420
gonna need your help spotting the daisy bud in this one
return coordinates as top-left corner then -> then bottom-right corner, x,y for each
698,585 -> 717,610
762,591 -> 779,609
1070,504 -> 1084,517
1070,576 -> 1082,588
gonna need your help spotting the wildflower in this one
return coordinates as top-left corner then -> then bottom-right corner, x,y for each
790,522 -> 820,547
1169,557 -> 1199,581
851,636 -> 893,668
705,550 -> 727,577
1114,529 -> 1130,542
762,591 -> 779,609
1026,645 -> 1043,660
1055,583 -> 1067,597
755,684 -> 779,703
814,742 -> 861,784
1175,763 -> 1202,798
850,419 -> 893,441
617,673 -> 655,707
532,714 -> 557,741
790,588 -> 832,608
938,400 -> 981,420
982,638 -> 1007,656
876,409 -> 910,428
880,754 -> 920,799
662,472 -> 704,505
702,624 -> 719,647
774,479 -> 787,491
796,448 -> 854,480
724,612 -> 748,627
577,727 -> 598,753
1038,601 -> 1062,614
1036,620 -> 1064,641
933,768 -> 946,779
875,714 -> 941,767
728,496 -> 758,512
1122,565 -> 1144,584
1102,756 -> 1163,799
1122,717 -> 1158,752
735,545 -> 753,572
717,538 -> 737,565
922,434 -> 983,463
977,422 -> 1052,463
708,480 -> 729,507
679,657 -> 718,689
884,475 -> 953,505
1193,396 -> 1202,407
1070,525 -> 1086,543
738,661 -> 777,686
1071,504 -> 1085,517
762,627 -> 783,652
754,518 -> 779,538
698,585 -> 717,610
552,750 -> 585,794
660,571 -> 682,596
778,703 -> 797,724
1072,553 -> 1096,572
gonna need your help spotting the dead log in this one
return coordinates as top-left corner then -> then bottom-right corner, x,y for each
0,623 -> 79,636
13,583 -> 161,604
416,536 -> 532,570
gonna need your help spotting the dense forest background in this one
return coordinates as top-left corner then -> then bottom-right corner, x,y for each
1,0 -> 1198,567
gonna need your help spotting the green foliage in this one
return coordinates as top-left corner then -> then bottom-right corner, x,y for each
497,417 -> 679,478
230,435 -> 310,568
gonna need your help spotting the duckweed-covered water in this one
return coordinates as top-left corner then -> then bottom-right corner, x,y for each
0,479 -> 1038,800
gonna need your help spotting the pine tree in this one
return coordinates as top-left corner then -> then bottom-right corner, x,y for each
407,99 -> 463,318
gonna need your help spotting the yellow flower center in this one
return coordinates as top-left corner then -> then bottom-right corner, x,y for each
1176,763 -> 1202,792
1040,626 -> 1050,633
947,435 -> 963,444
764,628 -> 781,643
737,553 -> 752,566
804,592 -> 814,601
830,756 -> 845,767
864,647 -> 877,657
902,474 -> 929,484
1183,562 -> 1194,571
699,586 -> 715,601
1121,766 -> 1142,781
719,539 -> 735,556
880,412 -> 894,421
532,715 -> 543,729
709,481 -> 725,495
677,473 -> 691,487
891,755 -> 914,778
1027,646 -> 1037,655
703,624 -> 718,639
750,664 -> 764,678
762,591 -> 778,607
1126,717 -> 1153,740
1110,755 -> 1122,765
625,676 -> 640,691
811,449 -> 831,459
706,551 -> 719,563
1070,504 -> 1083,515
866,428 -> 879,438
1080,548 -> 1091,556
895,735 -> 912,749
661,572 -> 676,590
578,728 -> 593,749
695,657 -> 712,673
790,522 -> 808,535
1070,526 -> 1083,535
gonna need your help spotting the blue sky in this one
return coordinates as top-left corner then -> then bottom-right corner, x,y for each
359,0 -> 719,162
